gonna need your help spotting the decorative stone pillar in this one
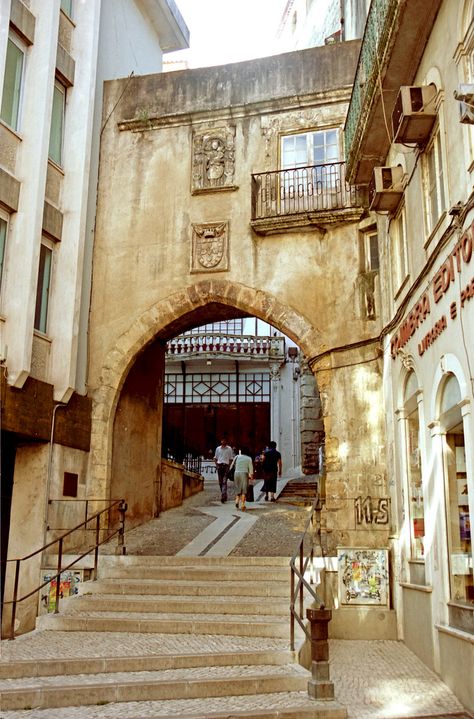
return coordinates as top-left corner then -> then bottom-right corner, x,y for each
300,360 -> 323,474
269,361 -> 281,447
306,607 -> 335,700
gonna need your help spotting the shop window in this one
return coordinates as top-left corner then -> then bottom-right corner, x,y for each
423,127 -> 446,233
34,242 -> 53,334
441,374 -> 472,606
1,33 -> 25,131
48,81 -> 66,166
404,372 -> 425,560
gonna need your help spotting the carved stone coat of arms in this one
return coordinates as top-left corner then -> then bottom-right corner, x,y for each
191,222 -> 229,273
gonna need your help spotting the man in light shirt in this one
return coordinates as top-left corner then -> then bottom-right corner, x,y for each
214,438 -> 234,503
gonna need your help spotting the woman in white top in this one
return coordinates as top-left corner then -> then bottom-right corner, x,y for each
229,448 -> 253,512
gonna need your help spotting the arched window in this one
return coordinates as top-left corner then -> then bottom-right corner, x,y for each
440,374 -> 472,605
404,371 -> 424,559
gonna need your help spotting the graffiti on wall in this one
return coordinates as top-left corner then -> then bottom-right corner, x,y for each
337,548 -> 389,606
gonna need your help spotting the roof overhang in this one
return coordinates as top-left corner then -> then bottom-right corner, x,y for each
138,0 -> 190,53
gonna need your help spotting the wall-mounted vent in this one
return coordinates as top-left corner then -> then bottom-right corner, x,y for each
392,85 -> 437,144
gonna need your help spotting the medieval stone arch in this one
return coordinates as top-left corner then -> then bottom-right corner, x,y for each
88,279 -> 322,504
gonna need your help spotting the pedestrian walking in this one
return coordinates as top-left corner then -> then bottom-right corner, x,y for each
213,438 -> 234,503
262,440 -> 282,502
230,447 -> 253,512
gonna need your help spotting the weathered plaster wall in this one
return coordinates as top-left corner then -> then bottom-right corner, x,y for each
111,341 -> 164,525
89,42 -> 388,551
2,444 -> 49,637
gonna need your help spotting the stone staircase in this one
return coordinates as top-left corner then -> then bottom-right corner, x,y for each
0,555 -> 346,718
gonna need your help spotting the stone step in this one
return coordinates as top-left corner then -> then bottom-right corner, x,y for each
63,594 -> 290,616
36,611 -> 293,638
96,565 -> 290,582
0,664 -> 309,710
0,649 -> 293,680
44,554 -> 291,570
0,692 -> 347,718
79,577 -> 291,598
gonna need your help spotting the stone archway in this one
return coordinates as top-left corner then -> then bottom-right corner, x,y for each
88,279 -> 322,505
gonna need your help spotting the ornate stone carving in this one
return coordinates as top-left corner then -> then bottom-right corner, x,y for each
191,222 -> 229,273
192,127 -> 236,193
260,107 -> 339,164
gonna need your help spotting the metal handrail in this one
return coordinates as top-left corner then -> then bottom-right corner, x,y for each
2,498 -> 127,639
289,494 -> 325,651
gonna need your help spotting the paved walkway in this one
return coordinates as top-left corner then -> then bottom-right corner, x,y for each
1,477 -> 471,718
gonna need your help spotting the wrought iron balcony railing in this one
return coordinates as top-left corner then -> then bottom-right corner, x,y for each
166,333 -> 285,359
251,161 -> 366,221
344,0 -> 398,181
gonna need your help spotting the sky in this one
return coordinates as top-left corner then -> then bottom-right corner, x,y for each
166,0 -> 290,68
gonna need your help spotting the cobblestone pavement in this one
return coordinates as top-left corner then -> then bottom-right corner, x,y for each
100,480 -> 311,557
1,481 -> 471,718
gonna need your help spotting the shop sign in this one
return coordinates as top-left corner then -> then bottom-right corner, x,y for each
391,220 -> 474,359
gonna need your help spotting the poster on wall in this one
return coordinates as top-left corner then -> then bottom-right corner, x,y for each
337,548 -> 389,606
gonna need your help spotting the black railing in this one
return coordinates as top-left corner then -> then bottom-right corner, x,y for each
251,161 -> 367,220
289,495 -> 325,651
2,499 -> 127,639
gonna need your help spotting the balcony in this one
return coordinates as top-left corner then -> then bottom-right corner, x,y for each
344,0 -> 442,185
250,161 -> 367,235
166,333 -> 286,361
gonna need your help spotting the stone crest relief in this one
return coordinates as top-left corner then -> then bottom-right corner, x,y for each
192,127 -> 236,193
191,222 -> 229,273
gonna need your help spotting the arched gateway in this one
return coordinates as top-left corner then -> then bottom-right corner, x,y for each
88,42 -> 390,558
90,280 -> 321,519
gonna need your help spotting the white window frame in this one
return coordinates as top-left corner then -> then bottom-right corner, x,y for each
423,125 -> 447,234
391,205 -> 408,296
280,128 -> 340,170
1,31 -> 26,131
48,80 -> 66,166
364,229 -> 379,272
34,240 -> 53,335
60,0 -> 73,18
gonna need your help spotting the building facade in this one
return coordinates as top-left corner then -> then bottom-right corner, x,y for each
345,0 -> 474,710
164,319 -> 311,478
0,0 -> 188,630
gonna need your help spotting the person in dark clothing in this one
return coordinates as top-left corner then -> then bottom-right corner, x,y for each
262,440 -> 282,502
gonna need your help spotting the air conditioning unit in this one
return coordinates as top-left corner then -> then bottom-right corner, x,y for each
392,85 -> 437,144
454,85 -> 474,125
369,166 -> 405,212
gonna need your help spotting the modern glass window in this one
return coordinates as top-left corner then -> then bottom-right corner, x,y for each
48,81 -> 66,166
1,34 -> 25,130
404,372 -> 425,559
424,128 -> 446,232
441,375 -> 473,605
60,0 -> 73,17
391,206 -> 408,293
0,216 -> 7,288
34,243 -> 52,334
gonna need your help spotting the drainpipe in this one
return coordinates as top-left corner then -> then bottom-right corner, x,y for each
43,403 -> 67,545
